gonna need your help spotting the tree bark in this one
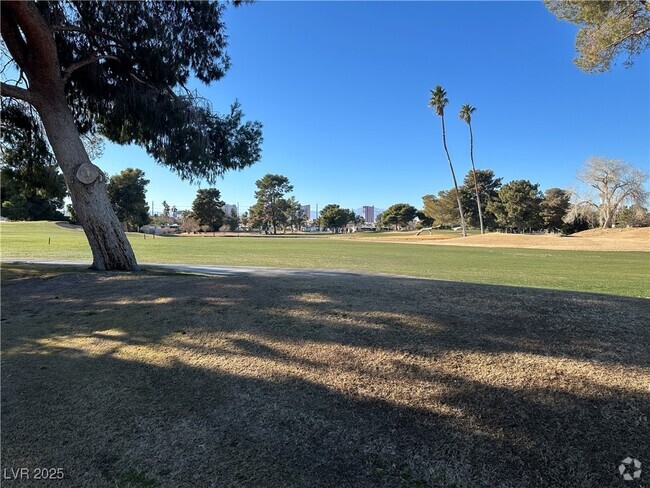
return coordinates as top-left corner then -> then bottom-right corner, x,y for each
601,207 -> 615,228
441,115 -> 467,237
1,1 -> 140,271
35,95 -> 140,271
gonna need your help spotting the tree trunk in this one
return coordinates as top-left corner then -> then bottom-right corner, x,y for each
441,115 -> 467,237
35,95 -> 140,271
601,208 -> 615,228
468,123 -> 485,234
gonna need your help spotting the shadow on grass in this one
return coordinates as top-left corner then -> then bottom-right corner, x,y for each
2,266 -> 648,487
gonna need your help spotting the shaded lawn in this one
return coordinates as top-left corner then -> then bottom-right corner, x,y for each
1,264 -> 649,487
1,222 -> 649,296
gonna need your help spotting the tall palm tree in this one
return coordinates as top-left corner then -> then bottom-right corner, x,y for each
429,86 -> 467,237
459,103 -> 484,234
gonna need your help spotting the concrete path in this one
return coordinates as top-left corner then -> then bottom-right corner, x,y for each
1,259 -> 405,280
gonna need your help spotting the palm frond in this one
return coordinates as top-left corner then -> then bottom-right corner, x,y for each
459,103 -> 476,124
428,85 -> 448,116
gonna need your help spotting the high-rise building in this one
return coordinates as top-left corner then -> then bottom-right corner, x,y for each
362,205 -> 374,223
300,205 -> 311,220
224,204 -> 238,217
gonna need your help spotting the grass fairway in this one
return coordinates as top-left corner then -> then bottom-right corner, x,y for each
2,264 -> 648,487
1,221 -> 649,296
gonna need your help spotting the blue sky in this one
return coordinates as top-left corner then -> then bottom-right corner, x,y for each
95,1 -> 650,214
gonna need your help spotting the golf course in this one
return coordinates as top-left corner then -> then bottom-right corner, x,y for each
2,0 -> 649,484
2,221 -> 648,297
2,222 -> 649,487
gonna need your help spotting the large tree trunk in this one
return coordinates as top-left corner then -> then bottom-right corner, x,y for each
1,1 -> 139,271
601,207 -> 615,228
35,96 -> 140,271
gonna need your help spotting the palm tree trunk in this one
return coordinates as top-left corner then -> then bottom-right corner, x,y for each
468,123 -> 485,234
441,115 -> 467,237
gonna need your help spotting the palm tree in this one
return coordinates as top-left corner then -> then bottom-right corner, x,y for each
429,86 -> 467,237
459,103 -> 485,234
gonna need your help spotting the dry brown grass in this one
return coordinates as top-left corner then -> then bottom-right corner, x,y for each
139,226 -> 650,252
368,227 -> 650,252
2,264 -> 649,487
572,227 -> 650,239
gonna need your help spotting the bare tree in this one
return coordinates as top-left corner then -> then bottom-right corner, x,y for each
563,201 -> 600,230
576,157 -> 648,228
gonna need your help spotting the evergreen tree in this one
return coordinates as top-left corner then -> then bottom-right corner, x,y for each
0,1 -> 262,269
381,203 -> 418,230
545,0 -> 650,72
319,204 -> 354,233
1,100 -> 67,221
488,180 -> 543,231
107,168 -> 151,231
251,174 -> 293,234
540,188 -> 571,231
191,188 -> 225,232
459,169 -> 502,230
225,208 -> 240,231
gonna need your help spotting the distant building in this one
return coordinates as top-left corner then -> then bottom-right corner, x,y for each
362,205 -> 375,223
224,204 -> 238,217
300,205 -> 311,220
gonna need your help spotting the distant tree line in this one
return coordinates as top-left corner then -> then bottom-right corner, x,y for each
3,151 -> 647,236
424,84 -> 648,235
419,158 -> 649,233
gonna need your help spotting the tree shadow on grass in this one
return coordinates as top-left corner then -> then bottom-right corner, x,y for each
2,268 -> 648,487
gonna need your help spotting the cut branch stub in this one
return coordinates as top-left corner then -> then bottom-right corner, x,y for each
76,163 -> 101,184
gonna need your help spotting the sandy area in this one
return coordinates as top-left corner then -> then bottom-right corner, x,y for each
372,227 -> 650,252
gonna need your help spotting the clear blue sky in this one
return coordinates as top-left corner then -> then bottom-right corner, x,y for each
95,1 -> 650,214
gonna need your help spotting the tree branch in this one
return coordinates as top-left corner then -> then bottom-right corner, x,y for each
63,53 -> 120,83
1,56 -> 15,74
2,2 -> 60,81
0,81 -> 34,103
571,199 -> 599,209
51,25 -> 121,44
602,26 -> 650,52
129,72 -> 159,91
0,5 -> 28,68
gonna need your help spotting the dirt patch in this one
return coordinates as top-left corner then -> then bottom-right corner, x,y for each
2,266 -> 648,487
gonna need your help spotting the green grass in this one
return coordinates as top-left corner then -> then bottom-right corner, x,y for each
2,221 -> 649,296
